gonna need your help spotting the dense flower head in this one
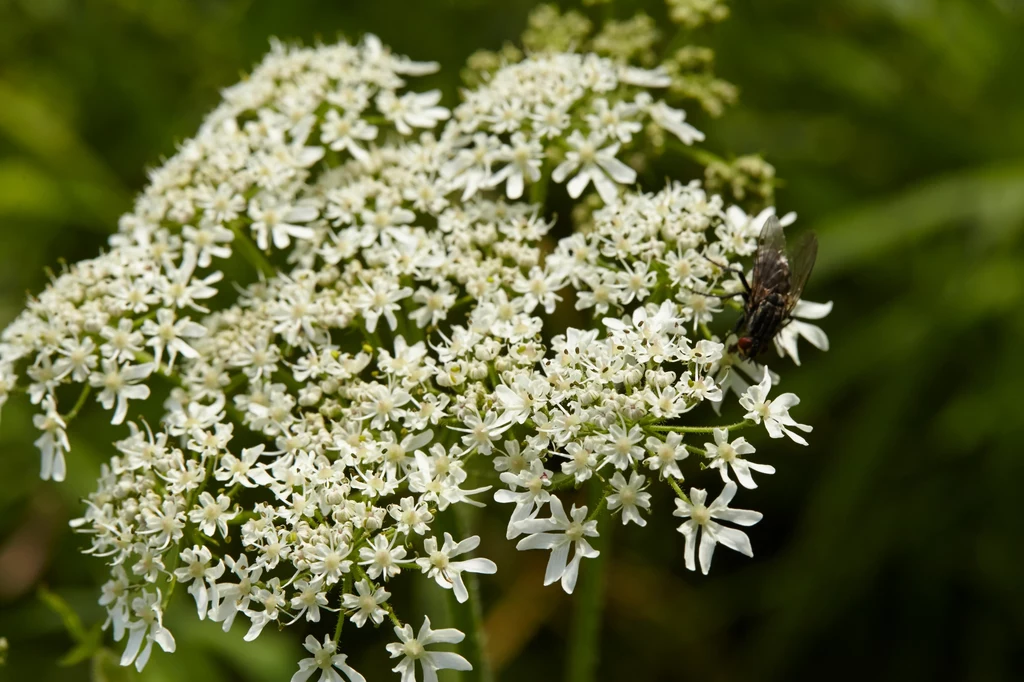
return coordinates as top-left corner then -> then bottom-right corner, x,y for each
0,27 -> 829,682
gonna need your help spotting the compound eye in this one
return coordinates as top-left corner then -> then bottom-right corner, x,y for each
737,337 -> 753,354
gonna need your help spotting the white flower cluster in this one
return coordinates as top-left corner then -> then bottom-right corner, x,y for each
0,34 -> 829,681
442,51 -> 702,203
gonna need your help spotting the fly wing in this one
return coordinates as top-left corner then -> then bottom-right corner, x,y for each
784,231 -> 818,315
749,215 -> 790,306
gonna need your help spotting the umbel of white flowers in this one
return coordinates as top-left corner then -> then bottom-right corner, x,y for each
0,34 -> 829,682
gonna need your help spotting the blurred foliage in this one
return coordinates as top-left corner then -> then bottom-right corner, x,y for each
2,0 -> 1024,680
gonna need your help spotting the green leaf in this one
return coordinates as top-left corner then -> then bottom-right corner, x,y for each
59,624 -> 104,667
92,648 -> 139,682
37,585 -> 89,643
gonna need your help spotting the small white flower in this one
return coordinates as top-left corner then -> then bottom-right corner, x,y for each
245,577 -> 287,641
33,396 -> 69,482
215,444 -> 274,488
172,545 -> 225,620
704,428 -> 773,489
119,589 -> 176,672
182,223 -> 234,267
451,408 -> 508,455
341,579 -> 390,628
188,492 -> 236,538
673,482 -> 762,574
53,336 -> 98,382
158,244 -> 222,312
643,432 -> 688,480
358,534 -> 408,581
99,319 -> 145,363
290,580 -> 329,624
357,277 -> 413,334
774,299 -> 832,365
415,533 -> 497,603
291,635 -> 366,682
606,471 -> 652,527
600,421 -> 645,471
377,90 -> 450,135
140,309 -> 206,371
386,616 -> 472,682
320,109 -> 378,163
515,496 -> 599,594
308,538 -> 354,585
585,98 -> 642,144
248,197 -> 320,250
740,369 -> 812,445
389,496 -> 433,536
560,441 -> 598,483
551,131 -> 637,204
647,101 -> 705,145
89,360 -> 154,425
490,132 -> 543,200
493,459 -> 552,539
619,64 -> 672,88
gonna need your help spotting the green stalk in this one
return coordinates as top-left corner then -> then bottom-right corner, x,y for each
648,419 -> 752,434
530,162 -> 550,211
454,505 -> 495,682
62,384 -> 92,421
565,483 -> 611,682
229,222 -> 276,278
334,574 -> 352,642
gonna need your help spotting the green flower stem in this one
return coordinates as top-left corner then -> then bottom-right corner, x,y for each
667,477 -> 691,504
352,564 -> 403,628
384,602 -> 404,629
549,472 -> 580,491
667,139 -> 725,167
649,419 -> 753,434
662,25 -> 690,60
228,222 -> 276,278
62,384 -> 92,421
565,483 -> 610,682
454,505 -> 495,682
585,488 -> 611,523
530,161 -> 551,210
334,574 -> 352,642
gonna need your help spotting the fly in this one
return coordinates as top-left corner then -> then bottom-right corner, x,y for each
715,216 -> 818,358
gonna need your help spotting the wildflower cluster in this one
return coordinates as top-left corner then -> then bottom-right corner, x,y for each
0,22 -> 829,682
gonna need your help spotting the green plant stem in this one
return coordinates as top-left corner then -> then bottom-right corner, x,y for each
229,222 -> 275,278
334,574 -> 352,642
530,163 -> 550,210
649,419 -> 752,434
454,505 -> 495,682
62,384 -> 92,421
565,483 -> 610,682
667,139 -> 725,167
352,564 -> 403,628
383,602 -> 403,628
667,477 -> 691,504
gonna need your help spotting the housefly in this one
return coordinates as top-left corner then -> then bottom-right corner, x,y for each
722,216 -> 818,358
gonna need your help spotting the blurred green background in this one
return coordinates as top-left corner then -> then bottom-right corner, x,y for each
2,0 -> 1024,680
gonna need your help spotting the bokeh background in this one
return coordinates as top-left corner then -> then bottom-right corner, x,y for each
2,0 -> 1024,680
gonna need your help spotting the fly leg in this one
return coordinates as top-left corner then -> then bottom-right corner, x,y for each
697,252 -> 752,296
733,311 -> 747,334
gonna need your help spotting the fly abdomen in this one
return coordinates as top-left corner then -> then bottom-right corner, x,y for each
744,294 -> 788,356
